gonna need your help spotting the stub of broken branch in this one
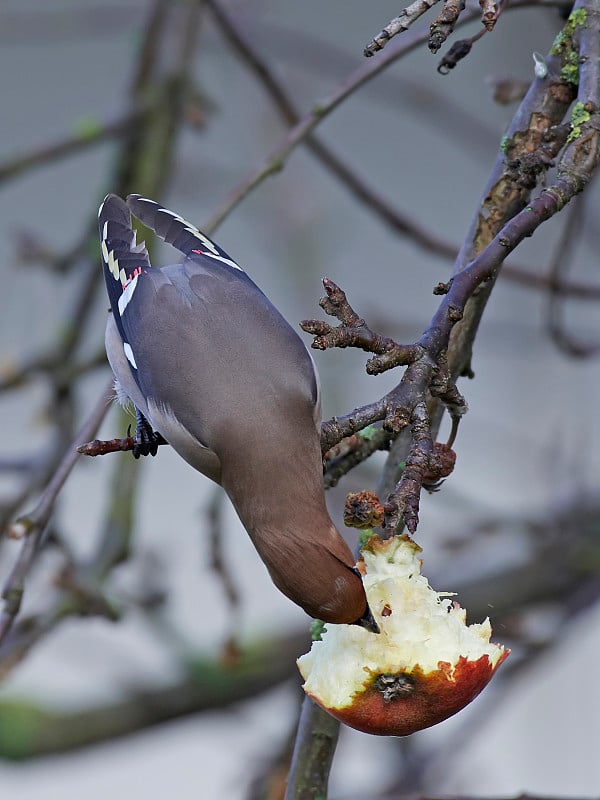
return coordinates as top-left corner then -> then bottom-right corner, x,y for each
479,0 -> 498,30
429,0 -> 466,54
78,436 -> 146,457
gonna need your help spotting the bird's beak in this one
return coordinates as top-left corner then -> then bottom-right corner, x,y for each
353,603 -> 380,634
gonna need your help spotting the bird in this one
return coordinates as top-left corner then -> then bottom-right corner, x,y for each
98,193 -> 378,631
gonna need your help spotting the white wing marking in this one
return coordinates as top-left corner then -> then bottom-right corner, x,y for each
118,274 -> 139,316
201,251 -> 242,272
123,342 -> 137,369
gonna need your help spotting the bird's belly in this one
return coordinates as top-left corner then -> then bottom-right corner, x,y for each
147,397 -> 222,484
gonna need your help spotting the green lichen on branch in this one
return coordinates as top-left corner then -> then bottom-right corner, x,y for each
358,424 -> 380,441
561,50 -> 580,85
550,8 -> 587,86
551,7 -> 587,55
567,101 -> 592,143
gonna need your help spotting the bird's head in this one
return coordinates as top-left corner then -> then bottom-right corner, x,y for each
266,545 -> 378,632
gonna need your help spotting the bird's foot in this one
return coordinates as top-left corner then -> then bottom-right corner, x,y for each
131,410 -> 166,458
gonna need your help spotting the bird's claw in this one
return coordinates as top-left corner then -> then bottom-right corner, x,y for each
132,410 -> 165,458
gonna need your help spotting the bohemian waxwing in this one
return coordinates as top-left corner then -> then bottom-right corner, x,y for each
98,194 -> 377,631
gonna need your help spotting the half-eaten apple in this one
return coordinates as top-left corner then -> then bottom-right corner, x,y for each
297,534 -> 508,736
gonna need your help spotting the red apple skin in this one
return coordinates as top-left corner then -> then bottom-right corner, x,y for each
305,650 -> 509,736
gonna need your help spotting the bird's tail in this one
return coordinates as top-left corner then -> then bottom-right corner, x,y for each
98,194 -> 151,289
126,194 -> 239,269
98,194 -> 152,346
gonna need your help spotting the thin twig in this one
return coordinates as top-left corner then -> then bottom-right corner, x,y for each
0,382 -> 113,645
207,0 -> 458,259
0,0 -> 206,656
545,196 -> 600,356
0,111 -> 146,186
206,486 -> 242,656
242,15 -> 497,149
6,382 -> 113,541
202,2 -> 600,307
203,21 -> 454,234
77,435 -> 136,457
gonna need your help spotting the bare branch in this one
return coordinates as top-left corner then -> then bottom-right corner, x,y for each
206,487 -> 242,655
545,196 -> 600,356
0,383 -> 113,645
6,383 -> 113,541
317,3 -> 600,535
0,110 -> 146,187
204,20 -> 463,234
323,426 -> 393,488
209,0 -> 599,302
284,698 -> 340,800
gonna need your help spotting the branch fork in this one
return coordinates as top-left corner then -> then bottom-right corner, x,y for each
303,278 -> 465,532
300,278 -> 419,375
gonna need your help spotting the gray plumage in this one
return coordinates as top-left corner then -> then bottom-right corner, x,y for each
98,194 -> 376,628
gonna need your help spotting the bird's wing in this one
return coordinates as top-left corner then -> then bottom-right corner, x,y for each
99,195 -> 320,461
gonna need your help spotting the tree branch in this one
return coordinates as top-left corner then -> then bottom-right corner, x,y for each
284,697 -> 340,800
0,383 -> 113,645
203,19 -> 462,233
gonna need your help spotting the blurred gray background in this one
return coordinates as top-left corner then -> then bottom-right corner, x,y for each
1,1 -> 600,798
